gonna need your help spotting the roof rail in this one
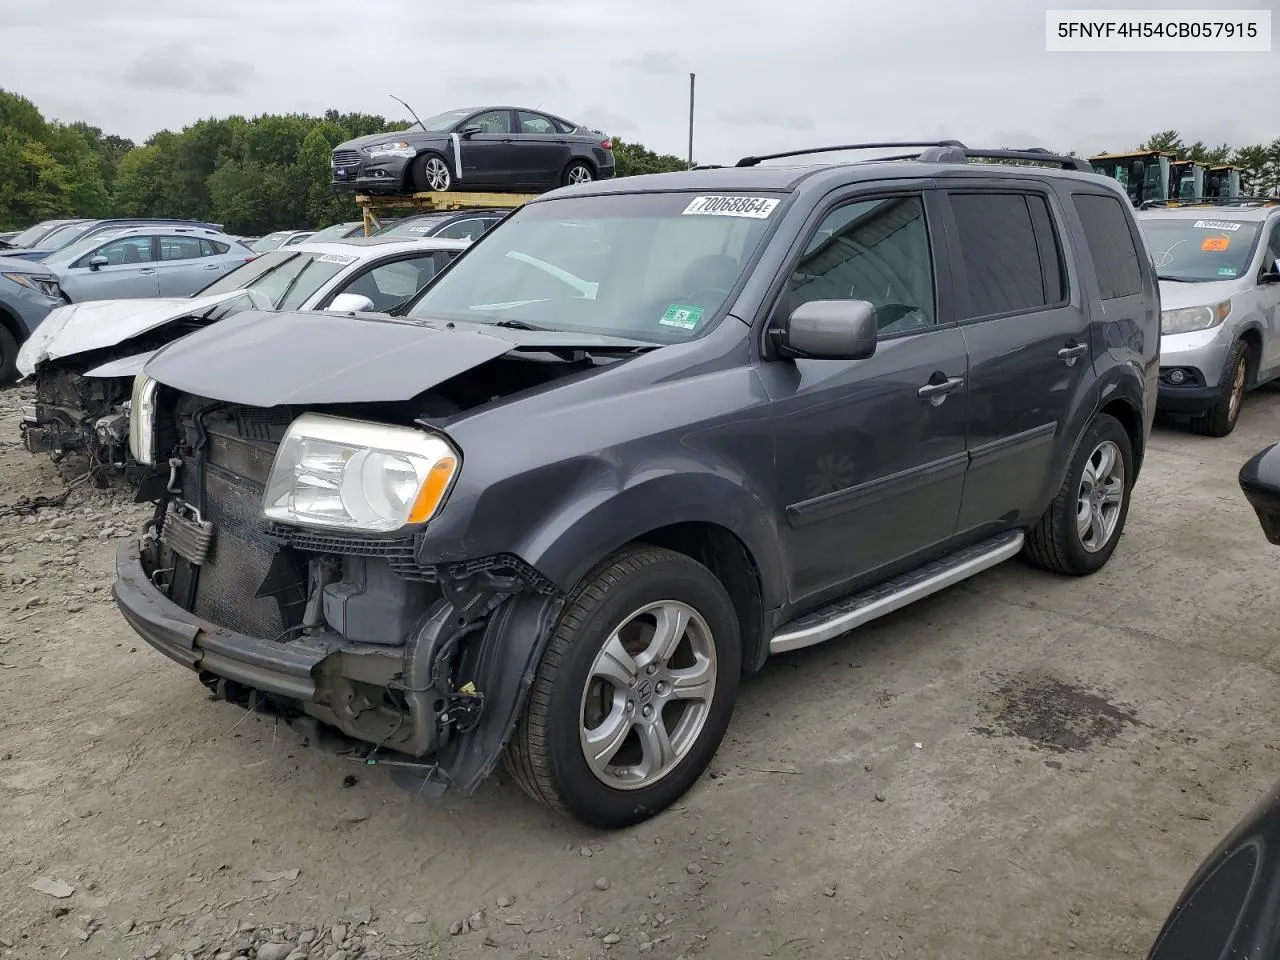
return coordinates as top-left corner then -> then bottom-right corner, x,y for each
734,140 -> 967,167
941,148 -> 1094,173
1138,196 -> 1280,209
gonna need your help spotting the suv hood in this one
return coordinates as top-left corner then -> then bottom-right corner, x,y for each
16,290 -> 269,377
1158,278 -> 1242,311
143,308 -> 656,406
0,253 -> 57,274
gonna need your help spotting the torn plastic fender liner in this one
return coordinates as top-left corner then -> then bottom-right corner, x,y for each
436,591 -> 566,796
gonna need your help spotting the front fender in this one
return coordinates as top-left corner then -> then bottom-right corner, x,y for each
514,470 -> 786,611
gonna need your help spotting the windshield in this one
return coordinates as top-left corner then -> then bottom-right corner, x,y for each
52,229 -> 129,264
38,221 -> 100,251
250,232 -> 297,253
306,223 -> 360,243
375,214 -> 453,238
405,108 -> 472,133
9,220 -> 72,248
1140,217 -> 1263,282
193,249 -> 353,308
405,192 -> 782,341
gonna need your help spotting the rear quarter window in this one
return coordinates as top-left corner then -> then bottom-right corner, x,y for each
1071,193 -> 1143,300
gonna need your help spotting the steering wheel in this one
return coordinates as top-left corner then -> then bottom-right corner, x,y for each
875,302 -> 920,328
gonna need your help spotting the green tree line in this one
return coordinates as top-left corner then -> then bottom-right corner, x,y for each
3,89 -> 1279,233
0,89 -> 692,234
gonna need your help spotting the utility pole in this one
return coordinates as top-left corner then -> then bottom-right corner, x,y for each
687,73 -> 696,169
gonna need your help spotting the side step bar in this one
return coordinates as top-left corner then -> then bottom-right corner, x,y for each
768,529 -> 1025,654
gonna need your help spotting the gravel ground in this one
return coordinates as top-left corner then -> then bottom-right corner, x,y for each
3,381 -> 1280,960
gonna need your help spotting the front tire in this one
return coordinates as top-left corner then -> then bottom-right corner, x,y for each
1189,338 -> 1250,438
504,546 -> 741,828
0,325 -> 18,385
1023,413 -> 1133,576
409,152 -> 453,193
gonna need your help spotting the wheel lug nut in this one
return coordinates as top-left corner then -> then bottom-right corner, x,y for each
642,705 -> 653,719
647,665 -> 658,675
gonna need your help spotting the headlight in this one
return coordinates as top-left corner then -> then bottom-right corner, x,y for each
1160,300 -> 1231,335
3,272 -> 60,298
128,373 -> 159,466
263,413 -> 460,533
366,141 -> 414,158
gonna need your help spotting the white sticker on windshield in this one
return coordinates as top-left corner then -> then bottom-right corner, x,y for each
316,253 -> 358,264
1192,219 -> 1242,231
682,195 -> 779,219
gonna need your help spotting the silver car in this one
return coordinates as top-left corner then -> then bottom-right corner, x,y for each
1137,201 -> 1280,436
39,226 -> 256,303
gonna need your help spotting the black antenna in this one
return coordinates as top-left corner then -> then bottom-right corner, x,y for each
389,94 -> 426,131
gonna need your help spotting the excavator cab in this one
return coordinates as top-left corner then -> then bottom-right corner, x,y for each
1089,151 -> 1173,205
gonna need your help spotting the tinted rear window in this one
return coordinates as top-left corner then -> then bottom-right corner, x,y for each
949,192 -> 1057,318
1072,193 -> 1143,299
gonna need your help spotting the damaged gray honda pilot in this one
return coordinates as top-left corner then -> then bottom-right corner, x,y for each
113,141 -> 1160,828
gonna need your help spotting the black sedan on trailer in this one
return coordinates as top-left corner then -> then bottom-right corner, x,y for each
330,105 -> 615,195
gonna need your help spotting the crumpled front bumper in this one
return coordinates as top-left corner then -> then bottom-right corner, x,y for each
112,541 -> 327,701
331,155 -> 411,193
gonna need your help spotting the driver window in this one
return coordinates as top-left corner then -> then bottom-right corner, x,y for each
469,110 -> 512,135
789,195 -> 936,336
1266,224 -> 1280,273
77,236 -> 155,268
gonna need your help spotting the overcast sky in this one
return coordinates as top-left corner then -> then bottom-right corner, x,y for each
1,0 -> 1275,164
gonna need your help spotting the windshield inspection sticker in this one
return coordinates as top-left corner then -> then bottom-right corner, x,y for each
660,304 -> 704,330
683,195 -> 779,219
1218,267 -> 1238,277
1202,236 -> 1231,251
1193,219 -> 1242,232
316,253 -> 358,265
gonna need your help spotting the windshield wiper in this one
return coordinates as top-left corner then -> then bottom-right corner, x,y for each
488,318 -> 547,331
1157,275 -> 1199,283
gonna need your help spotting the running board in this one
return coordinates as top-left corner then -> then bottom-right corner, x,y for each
768,530 -> 1025,654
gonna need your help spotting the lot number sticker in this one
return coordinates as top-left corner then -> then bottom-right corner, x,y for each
1192,220 -> 1242,231
660,304 -> 704,330
317,253 -> 358,265
683,195 -> 779,219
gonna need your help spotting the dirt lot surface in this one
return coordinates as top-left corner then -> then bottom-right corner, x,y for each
3,381 -> 1280,960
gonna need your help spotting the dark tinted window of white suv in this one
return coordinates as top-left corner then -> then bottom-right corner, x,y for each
1072,193 -> 1143,299
949,192 -> 1058,318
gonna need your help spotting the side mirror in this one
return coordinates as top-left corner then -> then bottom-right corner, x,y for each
89,255 -> 108,271
1262,260 -> 1280,284
1240,443 -> 1280,544
329,293 -> 376,313
774,299 -> 878,361
460,125 -> 482,138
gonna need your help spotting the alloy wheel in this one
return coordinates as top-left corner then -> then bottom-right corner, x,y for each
1077,439 -> 1125,553
1228,356 -> 1247,423
568,164 -> 594,185
578,600 -> 717,790
424,157 -> 451,191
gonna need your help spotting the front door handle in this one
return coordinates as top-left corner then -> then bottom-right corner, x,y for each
138,268 -> 157,275
917,374 -> 965,404
1058,341 -> 1089,366
203,263 -> 221,270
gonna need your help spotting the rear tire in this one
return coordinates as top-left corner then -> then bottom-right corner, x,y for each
562,161 -> 595,187
1189,338 -> 1250,438
409,152 -> 453,193
504,546 -> 741,828
0,325 -> 19,385
1023,413 -> 1133,576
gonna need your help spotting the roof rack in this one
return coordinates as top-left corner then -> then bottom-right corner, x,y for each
1139,196 -> 1280,209
734,141 -> 1092,172
735,141 -> 966,167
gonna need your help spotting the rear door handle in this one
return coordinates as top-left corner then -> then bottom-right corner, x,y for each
138,268 -> 157,275
1058,342 -> 1089,366
917,375 -> 965,402
203,263 -> 221,270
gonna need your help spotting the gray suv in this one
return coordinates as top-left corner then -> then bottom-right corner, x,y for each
1136,199 -> 1280,436
112,140 -> 1160,828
